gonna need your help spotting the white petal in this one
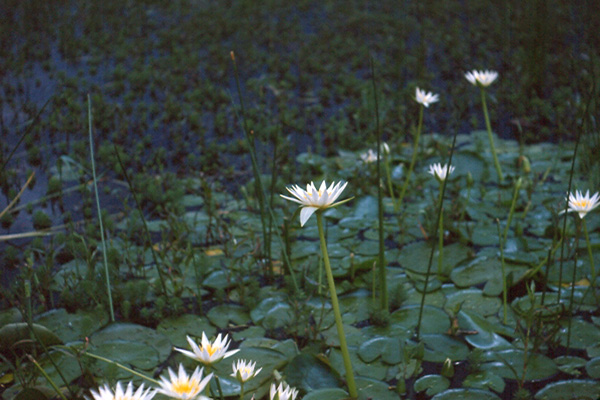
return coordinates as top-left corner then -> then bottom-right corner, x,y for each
300,207 -> 318,226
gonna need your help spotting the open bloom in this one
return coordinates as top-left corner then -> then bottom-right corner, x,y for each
415,87 -> 439,107
465,70 -> 498,87
88,381 -> 155,400
175,332 -> 240,366
428,163 -> 455,182
281,180 -> 348,226
270,382 -> 299,400
231,359 -> 262,383
156,364 -> 212,400
564,190 -> 600,219
360,149 -> 377,163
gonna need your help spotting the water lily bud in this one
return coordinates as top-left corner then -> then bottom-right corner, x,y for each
520,155 -> 531,174
466,172 -> 474,188
381,142 -> 390,155
396,378 -> 406,395
441,358 -> 454,378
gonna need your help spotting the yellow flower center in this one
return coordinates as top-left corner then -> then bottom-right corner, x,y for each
172,378 -> 199,395
202,344 -> 218,357
574,200 -> 589,208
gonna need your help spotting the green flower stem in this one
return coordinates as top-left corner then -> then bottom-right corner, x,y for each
88,95 -> 114,322
316,212 -> 358,399
397,105 -> 424,210
497,220 -> 508,324
582,218 -> 596,286
479,87 -> 504,183
27,355 -> 69,400
79,350 -> 160,385
239,381 -> 245,400
437,188 -> 444,277
383,153 -> 397,211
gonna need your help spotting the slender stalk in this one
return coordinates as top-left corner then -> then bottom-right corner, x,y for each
436,188 -> 444,277
316,212 -> 357,399
80,350 -> 160,385
27,356 -> 69,400
582,218 -> 596,285
416,118 -> 459,340
397,105 -> 424,208
88,94 -> 114,322
113,144 -> 168,295
370,57 -> 388,311
503,178 -> 523,244
383,151 -> 397,210
479,87 -> 503,183
230,52 -> 269,265
497,219 -> 508,324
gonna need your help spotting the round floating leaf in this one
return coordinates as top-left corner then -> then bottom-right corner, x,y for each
90,323 -> 171,364
445,289 -> 501,316
339,289 -> 374,324
302,388 -> 348,400
482,349 -> 557,381
431,388 -> 501,400
329,348 -> 387,381
284,353 -> 342,392
0,308 -> 22,327
35,308 -> 107,344
250,297 -> 292,329
457,311 -> 511,350
358,336 -> 401,364
38,349 -> 84,387
421,334 -> 470,362
0,323 -> 62,357
534,379 -> 600,400
156,314 -> 216,348
356,376 -> 398,400
390,305 -> 450,334
554,356 -> 586,376
586,357 -> 600,379
414,374 -> 450,396
207,304 -> 250,329
13,387 -> 53,400
558,318 -> 600,350
93,340 -> 159,370
463,370 -> 505,393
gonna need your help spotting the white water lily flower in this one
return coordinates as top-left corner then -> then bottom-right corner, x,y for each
360,149 -> 377,163
231,359 -> 262,383
269,382 -> 299,400
88,381 -> 155,400
156,364 -> 212,400
465,70 -> 498,87
564,190 -> 600,219
175,332 -> 240,366
415,87 -> 439,107
428,163 -> 455,182
281,180 -> 349,226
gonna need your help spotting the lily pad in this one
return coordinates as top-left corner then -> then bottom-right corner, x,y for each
284,353 -> 342,392
457,311 -> 511,350
445,289 -> 501,316
586,356 -> 600,379
534,379 -> 600,400
156,314 -> 216,348
481,349 -> 557,381
35,308 -> 108,344
302,388 -> 348,400
251,297 -> 293,330
432,388 -> 501,400
558,318 -> 600,350
207,304 -> 250,329
414,374 -> 450,397
355,376 -> 398,400
421,334 -> 470,363
463,370 -> 505,393
390,305 -> 450,334
358,336 -> 401,364
554,356 -> 586,376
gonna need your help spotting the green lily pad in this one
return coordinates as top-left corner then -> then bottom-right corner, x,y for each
302,388 -> 348,400
358,336 -> 401,364
339,289 -> 374,324
457,311 -> 511,350
534,379 -> 600,400
390,305 -> 450,334
356,376 -> 398,400
421,334 -> 470,362
482,349 -> 557,381
251,297 -> 293,329
0,308 -> 22,327
207,304 -> 250,329
0,323 -> 62,357
463,370 -> 505,393
554,356 -> 586,376
284,353 -> 342,392
445,289 -> 501,316
558,318 -> 600,350
37,349 -> 84,388
432,388 -> 501,400
329,347 -> 387,381
586,357 -> 600,379
414,374 -> 450,397
156,314 -> 216,348
35,308 -> 107,344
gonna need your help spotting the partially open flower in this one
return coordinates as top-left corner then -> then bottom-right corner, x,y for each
465,70 -> 498,87
231,359 -> 262,383
175,332 -> 240,366
269,382 -> 299,400
155,364 -> 212,400
360,149 -> 377,163
415,87 -> 439,108
88,382 -> 155,400
428,163 -> 455,182
281,181 -> 349,226
564,190 -> 600,219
